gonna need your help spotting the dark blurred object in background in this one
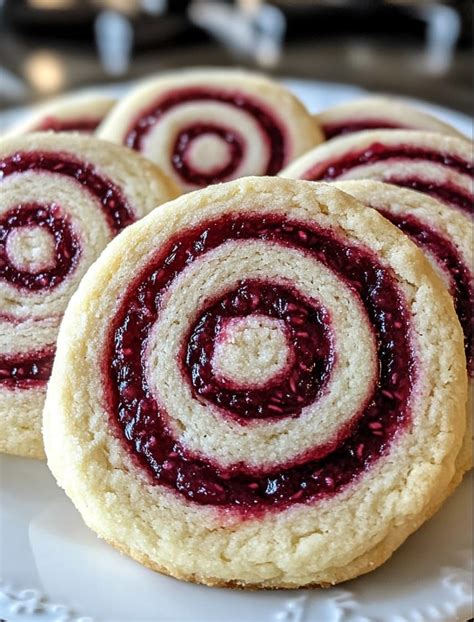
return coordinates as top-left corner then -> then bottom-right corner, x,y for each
276,1 -> 472,46
2,0 -> 196,45
0,1 -> 472,115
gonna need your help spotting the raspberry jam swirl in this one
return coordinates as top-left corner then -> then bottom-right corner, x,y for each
380,210 -> 473,376
183,281 -> 334,420
323,120 -> 406,139
0,203 -> 80,290
0,151 -> 135,389
124,88 -> 286,186
302,143 -> 474,215
105,215 -> 415,512
0,348 -> 54,389
34,116 -> 102,133
0,151 -> 134,233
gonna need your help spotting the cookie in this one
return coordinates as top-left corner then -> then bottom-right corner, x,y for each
0,133 -> 179,459
333,179 -> 473,473
315,98 -> 464,140
43,177 -> 466,588
97,69 -> 323,192
4,92 -> 116,136
280,130 -> 473,215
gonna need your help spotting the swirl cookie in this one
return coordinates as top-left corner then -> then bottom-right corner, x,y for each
43,177 -> 466,588
281,130 -> 473,216
97,69 -> 323,192
0,133 -> 179,459
333,180 -> 473,474
4,93 -> 116,136
315,98 -> 464,140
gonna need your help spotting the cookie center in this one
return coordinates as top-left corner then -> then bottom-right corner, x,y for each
212,314 -> 289,388
185,133 -> 233,174
6,225 -> 56,273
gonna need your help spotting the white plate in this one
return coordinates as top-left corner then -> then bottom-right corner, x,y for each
0,79 -> 473,622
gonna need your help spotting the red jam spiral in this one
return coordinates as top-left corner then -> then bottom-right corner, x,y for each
0,151 -> 135,233
0,150 -> 136,389
105,215 -> 415,512
0,203 -> 80,291
124,87 -> 287,185
323,120 -> 406,139
302,142 -> 473,215
0,348 -> 54,389
34,116 -> 102,133
380,209 -> 473,376
183,281 -> 334,420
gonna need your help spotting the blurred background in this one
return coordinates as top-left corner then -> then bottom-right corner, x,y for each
0,0 -> 472,115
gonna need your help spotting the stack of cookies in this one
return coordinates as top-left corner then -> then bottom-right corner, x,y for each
1,69 -> 472,588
